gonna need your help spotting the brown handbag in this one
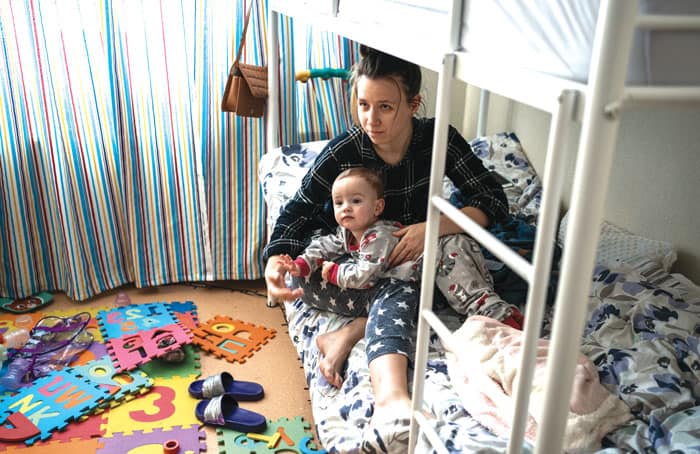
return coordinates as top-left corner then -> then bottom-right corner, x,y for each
221,2 -> 267,117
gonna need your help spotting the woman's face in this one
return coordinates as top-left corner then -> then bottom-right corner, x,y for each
356,76 -> 417,150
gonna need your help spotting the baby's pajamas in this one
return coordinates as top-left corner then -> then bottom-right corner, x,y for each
294,220 -> 522,328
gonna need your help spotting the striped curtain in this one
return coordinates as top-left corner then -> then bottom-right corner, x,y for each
296,30 -> 357,143
0,0 -> 268,301
272,16 -> 358,146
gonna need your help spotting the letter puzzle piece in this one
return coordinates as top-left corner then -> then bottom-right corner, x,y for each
139,344 -> 201,380
191,316 -> 276,364
0,412 -> 40,442
167,300 -> 199,331
106,323 -> 192,372
217,416 -> 326,453
68,355 -> 153,413
98,424 -> 206,454
97,303 -> 177,341
0,369 -> 111,445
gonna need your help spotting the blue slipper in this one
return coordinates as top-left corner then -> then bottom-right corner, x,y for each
188,372 -> 264,401
195,394 -> 267,433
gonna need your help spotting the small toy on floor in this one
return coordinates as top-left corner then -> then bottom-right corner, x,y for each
0,292 -> 53,314
1,312 -> 93,390
217,416 -> 326,453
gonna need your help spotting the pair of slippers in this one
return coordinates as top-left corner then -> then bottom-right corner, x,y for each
189,372 -> 267,433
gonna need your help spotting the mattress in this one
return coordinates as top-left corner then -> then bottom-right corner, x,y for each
259,133 -> 700,452
331,0 -> 700,84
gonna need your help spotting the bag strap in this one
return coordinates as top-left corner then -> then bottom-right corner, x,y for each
234,1 -> 255,66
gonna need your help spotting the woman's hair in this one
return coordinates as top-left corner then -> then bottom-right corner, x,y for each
349,45 -> 422,124
335,167 -> 384,198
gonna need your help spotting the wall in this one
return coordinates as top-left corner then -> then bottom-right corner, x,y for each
422,69 -> 700,283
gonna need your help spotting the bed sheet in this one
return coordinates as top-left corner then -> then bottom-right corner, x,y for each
284,262 -> 700,452
259,134 -> 700,452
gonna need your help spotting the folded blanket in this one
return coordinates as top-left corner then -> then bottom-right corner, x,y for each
446,315 -> 632,452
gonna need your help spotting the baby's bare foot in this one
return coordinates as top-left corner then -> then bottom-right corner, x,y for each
316,317 -> 367,388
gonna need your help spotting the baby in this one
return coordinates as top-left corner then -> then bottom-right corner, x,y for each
281,167 -> 523,328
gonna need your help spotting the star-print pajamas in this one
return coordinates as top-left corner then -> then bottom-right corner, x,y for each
292,220 -> 517,361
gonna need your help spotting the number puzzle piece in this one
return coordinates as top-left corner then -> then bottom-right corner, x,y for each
217,416 -> 326,454
106,323 -> 191,372
191,316 -> 276,364
98,424 -> 206,454
0,369 -> 111,445
97,303 -> 176,340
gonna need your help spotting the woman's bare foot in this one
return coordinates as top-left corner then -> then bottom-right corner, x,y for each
316,317 -> 367,388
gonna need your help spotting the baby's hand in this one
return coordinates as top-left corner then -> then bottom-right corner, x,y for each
321,261 -> 335,282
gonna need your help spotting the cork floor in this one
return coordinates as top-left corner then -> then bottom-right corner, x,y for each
0,280 -> 317,453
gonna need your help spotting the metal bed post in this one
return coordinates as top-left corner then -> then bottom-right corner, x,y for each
476,89 -> 490,137
407,52 -> 455,454
267,7 -> 280,150
265,5 -> 280,308
408,0 -> 463,450
505,89 -> 578,454
534,1 -> 639,452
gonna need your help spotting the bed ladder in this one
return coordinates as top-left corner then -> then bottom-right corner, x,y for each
407,1 -> 663,453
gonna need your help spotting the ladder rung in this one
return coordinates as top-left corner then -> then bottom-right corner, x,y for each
421,310 -> 454,352
413,410 -> 450,454
636,14 -> 700,30
432,196 -> 534,283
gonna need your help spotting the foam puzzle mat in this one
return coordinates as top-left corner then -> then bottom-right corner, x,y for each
217,416 -> 325,454
0,299 -> 307,453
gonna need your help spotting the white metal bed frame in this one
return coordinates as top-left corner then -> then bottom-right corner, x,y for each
265,1 -> 700,452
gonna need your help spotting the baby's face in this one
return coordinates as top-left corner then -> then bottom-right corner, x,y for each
331,175 -> 383,233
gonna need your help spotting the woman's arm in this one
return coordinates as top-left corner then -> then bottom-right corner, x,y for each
387,207 -> 487,266
263,147 -> 342,261
388,126 -> 506,266
445,126 -> 509,226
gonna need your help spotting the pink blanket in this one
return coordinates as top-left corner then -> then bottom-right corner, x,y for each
446,315 -> 631,451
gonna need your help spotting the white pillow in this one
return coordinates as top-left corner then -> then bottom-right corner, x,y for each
558,211 -> 677,272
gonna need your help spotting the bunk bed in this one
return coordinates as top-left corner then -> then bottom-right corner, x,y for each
264,0 -> 700,452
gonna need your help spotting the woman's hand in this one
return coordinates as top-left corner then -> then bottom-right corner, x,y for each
264,255 -> 304,303
281,254 -> 303,277
389,223 -> 427,266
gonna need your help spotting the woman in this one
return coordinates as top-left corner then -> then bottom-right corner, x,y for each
264,45 -> 509,431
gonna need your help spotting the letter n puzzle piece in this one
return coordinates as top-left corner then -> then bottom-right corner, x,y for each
191,316 -> 276,364
0,369 -> 111,445
68,354 -> 153,412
